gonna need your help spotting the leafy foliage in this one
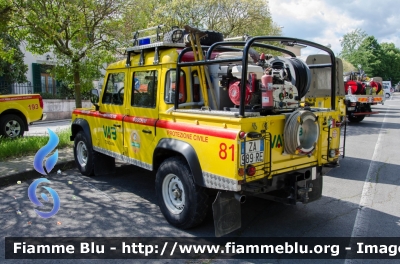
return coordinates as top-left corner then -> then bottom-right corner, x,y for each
117,0 -> 282,49
10,0 -> 125,107
0,33 -> 28,83
4,0 -> 283,106
0,0 -> 28,82
339,28 -> 367,62
342,59 -> 356,73
378,43 -> 400,83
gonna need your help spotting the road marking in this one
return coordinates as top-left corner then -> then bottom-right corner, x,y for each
345,107 -> 389,264
351,107 -> 388,236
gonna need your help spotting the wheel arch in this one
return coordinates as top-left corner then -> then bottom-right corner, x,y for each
70,118 -> 92,144
154,138 -> 205,187
0,109 -> 28,131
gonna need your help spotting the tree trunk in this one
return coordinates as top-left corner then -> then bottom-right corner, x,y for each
73,65 -> 82,108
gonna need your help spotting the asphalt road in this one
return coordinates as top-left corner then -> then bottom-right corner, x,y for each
1,94 -> 400,264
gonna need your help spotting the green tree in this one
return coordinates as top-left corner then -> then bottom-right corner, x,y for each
113,0 -> 156,48
0,0 -> 28,83
0,0 -> 12,32
10,0 -> 125,107
339,28 -> 367,62
379,42 -> 400,84
0,33 -> 28,83
150,0 -> 280,38
352,36 -> 382,77
342,58 -> 356,73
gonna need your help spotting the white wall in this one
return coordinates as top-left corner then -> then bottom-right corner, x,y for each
20,42 -> 55,84
43,99 -> 93,120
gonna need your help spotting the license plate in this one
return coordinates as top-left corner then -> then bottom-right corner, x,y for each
347,107 -> 355,111
241,139 -> 264,165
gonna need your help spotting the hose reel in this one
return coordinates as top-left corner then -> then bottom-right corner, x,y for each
284,110 -> 319,155
268,57 -> 312,98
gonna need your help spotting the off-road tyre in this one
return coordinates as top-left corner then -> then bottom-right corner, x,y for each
0,114 -> 25,138
155,156 -> 209,229
74,131 -> 94,176
199,30 -> 224,46
348,115 -> 365,123
163,29 -> 185,43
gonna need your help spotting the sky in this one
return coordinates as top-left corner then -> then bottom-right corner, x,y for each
268,0 -> 400,56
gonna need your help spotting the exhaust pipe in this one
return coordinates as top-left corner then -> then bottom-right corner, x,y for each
234,193 -> 246,204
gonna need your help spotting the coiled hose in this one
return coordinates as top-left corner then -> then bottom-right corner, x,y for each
288,58 -> 311,98
270,57 -> 311,98
284,110 -> 319,155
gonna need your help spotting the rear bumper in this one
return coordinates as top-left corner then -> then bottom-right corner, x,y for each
351,111 -> 379,116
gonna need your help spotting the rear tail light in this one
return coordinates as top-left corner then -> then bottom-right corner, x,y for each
350,102 -> 356,106
246,165 -> 256,176
39,95 -> 44,109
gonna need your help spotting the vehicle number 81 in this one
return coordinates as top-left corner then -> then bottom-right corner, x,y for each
219,143 -> 234,161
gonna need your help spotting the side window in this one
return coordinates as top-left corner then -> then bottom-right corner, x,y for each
164,69 -> 187,104
131,70 -> 158,108
102,72 -> 125,105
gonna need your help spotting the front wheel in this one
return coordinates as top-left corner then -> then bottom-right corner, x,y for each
74,131 -> 94,176
155,157 -> 209,229
348,115 -> 365,123
0,114 -> 25,138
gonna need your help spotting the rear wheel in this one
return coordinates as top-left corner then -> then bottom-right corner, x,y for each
385,93 -> 391,98
155,157 -> 209,229
0,114 -> 25,138
348,115 -> 365,123
74,131 -> 94,176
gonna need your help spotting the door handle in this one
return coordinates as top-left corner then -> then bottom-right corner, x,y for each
113,124 -> 121,128
142,129 -> 152,134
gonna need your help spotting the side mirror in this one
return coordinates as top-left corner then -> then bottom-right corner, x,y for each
90,89 -> 100,110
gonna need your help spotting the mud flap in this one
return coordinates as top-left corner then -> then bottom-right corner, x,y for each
94,152 -> 115,176
212,191 -> 241,237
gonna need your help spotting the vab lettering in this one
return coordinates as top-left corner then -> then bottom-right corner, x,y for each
103,126 -> 117,140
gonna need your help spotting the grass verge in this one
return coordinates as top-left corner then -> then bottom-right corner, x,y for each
0,129 -> 72,161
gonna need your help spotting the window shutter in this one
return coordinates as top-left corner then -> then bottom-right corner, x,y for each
32,63 -> 42,93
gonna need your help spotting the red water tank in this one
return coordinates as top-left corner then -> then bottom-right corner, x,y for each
345,80 -> 360,94
369,81 -> 382,94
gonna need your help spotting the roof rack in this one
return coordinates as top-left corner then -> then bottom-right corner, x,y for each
126,25 -> 189,67
130,25 -> 165,46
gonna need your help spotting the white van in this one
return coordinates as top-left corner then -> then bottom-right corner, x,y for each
382,81 -> 393,98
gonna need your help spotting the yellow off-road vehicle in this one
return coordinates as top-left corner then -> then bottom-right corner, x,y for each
0,94 -> 46,138
70,26 -> 345,236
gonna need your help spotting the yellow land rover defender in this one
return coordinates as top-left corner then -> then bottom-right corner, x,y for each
70,26 -> 345,236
